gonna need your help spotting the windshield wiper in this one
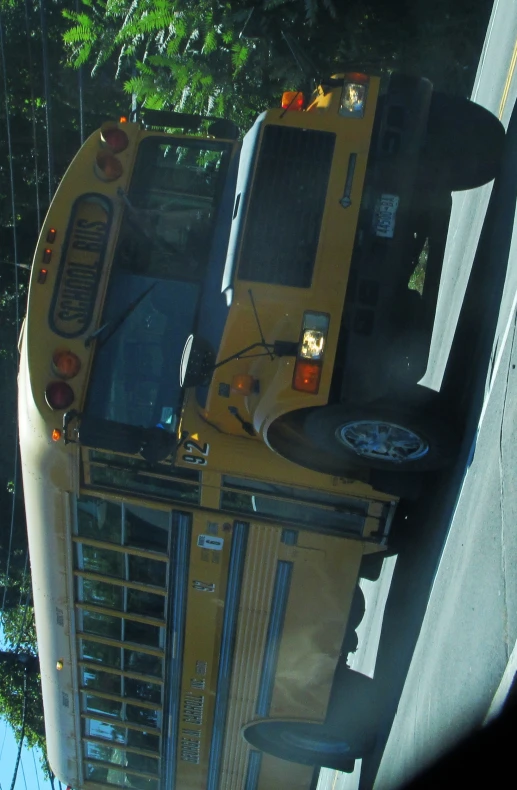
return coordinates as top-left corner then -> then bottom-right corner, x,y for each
84,282 -> 156,349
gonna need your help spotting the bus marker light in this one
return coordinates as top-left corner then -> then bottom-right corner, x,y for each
95,151 -> 123,181
231,375 -> 257,395
281,91 -> 305,111
340,76 -> 369,118
52,349 -> 81,380
101,126 -> 129,153
119,116 -> 128,124
38,269 -> 48,284
46,228 -> 57,243
51,429 -> 62,442
45,381 -> 74,410
56,660 -> 64,670
292,360 -> 322,393
43,248 -> 52,264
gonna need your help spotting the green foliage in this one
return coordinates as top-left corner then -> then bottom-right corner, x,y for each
0,655 -> 45,750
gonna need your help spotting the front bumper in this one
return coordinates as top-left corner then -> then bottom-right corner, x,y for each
335,74 -> 449,404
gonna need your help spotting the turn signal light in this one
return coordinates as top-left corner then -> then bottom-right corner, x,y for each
281,91 -> 305,111
292,360 -> 322,394
45,381 -> 74,410
52,350 -> 81,380
95,151 -> 123,181
101,124 -> 129,153
231,375 -> 257,395
51,429 -> 62,442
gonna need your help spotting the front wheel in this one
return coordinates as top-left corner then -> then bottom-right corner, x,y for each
420,92 -> 505,191
242,719 -> 371,770
302,400 -> 459,473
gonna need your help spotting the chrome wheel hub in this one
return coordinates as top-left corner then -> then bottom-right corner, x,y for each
337,419 -> 429,463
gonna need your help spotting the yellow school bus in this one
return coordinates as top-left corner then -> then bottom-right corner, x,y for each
18,72 -> 502,790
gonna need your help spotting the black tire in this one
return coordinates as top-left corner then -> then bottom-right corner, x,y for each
242,719 -> 372,770
303,399 -> 459,473
421,92 -> 505,191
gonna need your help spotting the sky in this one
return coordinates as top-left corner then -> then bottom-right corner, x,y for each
0,623 -> 55,790
0,721 -> 52,790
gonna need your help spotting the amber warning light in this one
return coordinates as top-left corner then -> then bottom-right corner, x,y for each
281,91 -> 305,111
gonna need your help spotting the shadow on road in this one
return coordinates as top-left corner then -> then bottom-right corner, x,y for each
357,101 -> 517,790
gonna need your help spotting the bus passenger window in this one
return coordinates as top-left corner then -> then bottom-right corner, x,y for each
125,650 -> 162,677
78,545 -> 125,579
79,579 -> 124,611
124,620 -> 162,648
81,640 -> 122,668
77,496 -> 122,543
82,668 -> 121,696
85,719 -> 126,744
84,694 -> 122,719
126,589 -> 165,619
126,729 -> 160,753
124,678 -> 161,704
126,705 -> 160,728
128,555 -> 167,587
124,509 -> 169,553
82,610 -> 123,640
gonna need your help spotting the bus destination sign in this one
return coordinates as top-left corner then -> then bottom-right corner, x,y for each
50,195 -> 111,338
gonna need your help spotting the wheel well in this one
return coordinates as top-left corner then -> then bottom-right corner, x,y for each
267,409 -> 370,481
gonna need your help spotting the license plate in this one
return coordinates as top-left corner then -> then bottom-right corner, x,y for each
374,194 -> 399,238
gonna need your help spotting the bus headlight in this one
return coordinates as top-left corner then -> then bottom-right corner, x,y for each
339,74 -> 369,118
299,312 -> 329,360
293,312 -> 329,394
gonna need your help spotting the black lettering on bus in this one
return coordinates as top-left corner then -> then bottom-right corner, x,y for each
180,737 -> 201,764
76,219 -> 106,231
57,308 -> 88,323
72,239 -> 104,253
182,694 -> 204,726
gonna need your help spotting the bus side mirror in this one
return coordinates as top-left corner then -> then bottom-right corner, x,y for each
180,334 -> 216,388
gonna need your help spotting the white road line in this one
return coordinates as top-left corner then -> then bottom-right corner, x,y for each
484,637 -> 517,723
471,0 -> 500,101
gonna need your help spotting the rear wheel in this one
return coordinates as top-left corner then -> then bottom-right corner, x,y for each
242,719 -> 372,770
421,92 -> 504,191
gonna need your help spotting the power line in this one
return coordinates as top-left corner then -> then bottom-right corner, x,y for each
0,4 -> 21,617
32,749 -> 41,790
75,0 -> 84,144
39,0 -> 54,201
8,671 -> 28,790
0,720 -> 8,761
20,755 -> 28,790
23,0 -> 42,231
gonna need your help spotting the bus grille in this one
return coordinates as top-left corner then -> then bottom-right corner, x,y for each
238,125 -> 335,288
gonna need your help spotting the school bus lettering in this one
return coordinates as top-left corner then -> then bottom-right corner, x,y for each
180,734 -> 202,764
50,196 -> 110,337
182,693 -> 205,726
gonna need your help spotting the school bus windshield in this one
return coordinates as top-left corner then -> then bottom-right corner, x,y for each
84,136 -> 231,433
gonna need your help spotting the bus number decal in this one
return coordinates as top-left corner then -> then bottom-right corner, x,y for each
182,440 -> 210,467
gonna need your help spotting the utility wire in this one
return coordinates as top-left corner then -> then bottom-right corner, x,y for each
8,671 -> 28,790
32,749 -> 41,790
23,0 -> 42,231
20,756 -> 28,790
75,0 -> 84,144
0,6 -> 21,616
39,0 -> 54,201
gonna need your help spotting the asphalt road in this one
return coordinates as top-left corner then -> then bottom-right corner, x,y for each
320,2 -> 517,788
